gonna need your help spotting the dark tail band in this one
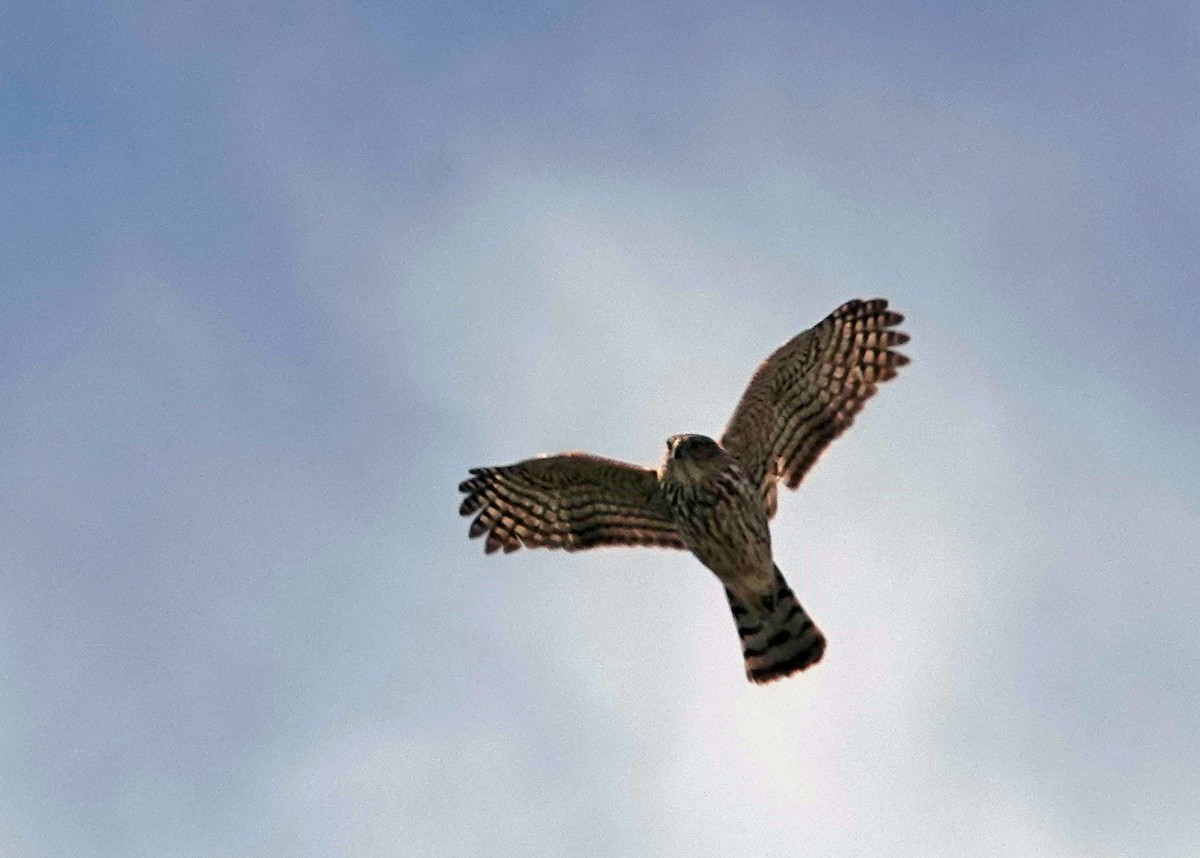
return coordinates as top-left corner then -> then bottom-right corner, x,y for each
727,566 -> 826,684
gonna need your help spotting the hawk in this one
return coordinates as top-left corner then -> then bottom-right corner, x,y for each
459,299 -> 909,683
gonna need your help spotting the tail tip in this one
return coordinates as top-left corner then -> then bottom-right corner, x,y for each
745,630 -> 826,684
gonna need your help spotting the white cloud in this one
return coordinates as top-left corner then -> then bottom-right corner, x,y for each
7,3 -> 1195,855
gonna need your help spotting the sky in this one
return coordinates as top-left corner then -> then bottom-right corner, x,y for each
2,1 -> 1198,855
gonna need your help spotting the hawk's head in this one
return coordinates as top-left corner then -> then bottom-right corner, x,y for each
660,434 -> 727,483
667,434 -> 722,461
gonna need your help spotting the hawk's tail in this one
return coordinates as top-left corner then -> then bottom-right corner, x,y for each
727,566 -> 826,684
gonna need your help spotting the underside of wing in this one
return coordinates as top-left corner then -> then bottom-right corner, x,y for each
458,453 -> 687,553
721,298 -> 910,513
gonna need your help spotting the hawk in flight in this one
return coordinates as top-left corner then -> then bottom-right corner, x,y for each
459,299 -> 909,683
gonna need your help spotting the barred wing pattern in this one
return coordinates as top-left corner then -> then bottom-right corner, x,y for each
721,298 -> 909,513
459,453 -> 686,553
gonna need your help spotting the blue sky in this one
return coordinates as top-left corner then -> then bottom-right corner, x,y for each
2,2 -> 1198,855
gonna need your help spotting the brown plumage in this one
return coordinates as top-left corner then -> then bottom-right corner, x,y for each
458,454 -> 685,553
459,298 -> 909,684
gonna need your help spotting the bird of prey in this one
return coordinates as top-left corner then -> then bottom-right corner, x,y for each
458,298 -> 909,684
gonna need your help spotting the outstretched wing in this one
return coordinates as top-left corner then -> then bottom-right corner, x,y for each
458,453 -> 686,553
721,298 -> 910,516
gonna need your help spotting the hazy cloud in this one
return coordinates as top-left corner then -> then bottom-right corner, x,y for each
2,2 -> 1196,856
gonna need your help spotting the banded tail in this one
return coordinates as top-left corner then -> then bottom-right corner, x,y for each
727,566 -> 826,684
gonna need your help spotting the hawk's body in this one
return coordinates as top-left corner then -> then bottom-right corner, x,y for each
658,434 -> 771,608
459,298 -> 909,684
657,434 -> 827,681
